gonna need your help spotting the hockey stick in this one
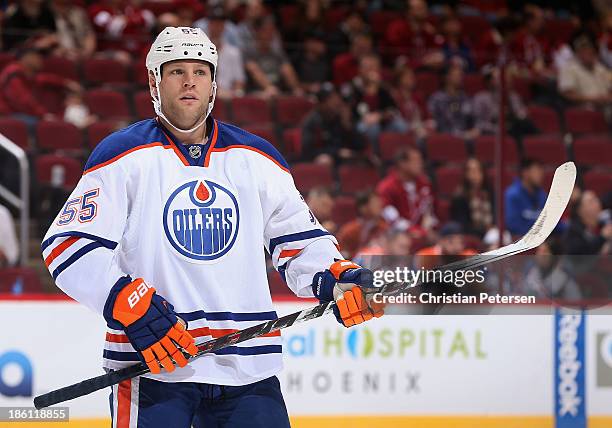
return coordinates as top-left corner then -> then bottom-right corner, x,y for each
33,161 -> 576,409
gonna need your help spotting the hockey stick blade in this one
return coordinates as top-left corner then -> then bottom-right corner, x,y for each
33,162 -> 575,409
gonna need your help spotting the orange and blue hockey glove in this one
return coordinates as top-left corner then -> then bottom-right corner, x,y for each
312,260 -> 384,327
103,276 -> 198,374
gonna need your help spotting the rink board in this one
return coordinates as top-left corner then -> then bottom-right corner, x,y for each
0,299 -> 611,426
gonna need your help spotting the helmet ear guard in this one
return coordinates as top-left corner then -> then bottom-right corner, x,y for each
145,27 -> 218,134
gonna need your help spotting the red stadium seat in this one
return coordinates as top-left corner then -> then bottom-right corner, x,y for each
36,120 -> 83,152
324,6 -> 349,32
131,60 -> 149,87
435,198 -> 451,224
426,133 -> 467,163
527,105 -> 561,134
83,58 -> 129,86
282,128 -> 302,159
463,73 -> 485,95
86,121 -> 119,149
434,166 -> 462,198
291,163 -> 333,193
231,96 -> 272,125
0,267 -> 44,293
0,52 -> 15,72
379,132 -> 415,161
487,167 -> 517,190
339,164 -> 380,194
0,118 -> 29,150
275,96 -> 315,127
244,125 -> 278,147
42,56 -> 79,81
35,85 -> 66,115
370,11 -> 402,38
544,18 -> 578,46
459,15 -> 492,45
572,136 -> 612,168
212,98 -> 230,122
134,90 -> 154,120
564,108 -> 609,135
473,135 -> 519,165
36,154 -> 82,190
583,170 -> 612,196
415,72 -> 440,98
85,89 -> 131,120
522,135 -> 567,165
332,195 -> 357,228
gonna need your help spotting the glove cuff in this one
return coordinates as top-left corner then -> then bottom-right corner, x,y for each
103,275 -> 133,329
329,260 -> 361,280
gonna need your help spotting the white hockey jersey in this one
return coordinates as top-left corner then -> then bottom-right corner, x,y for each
42,117 -> 342,385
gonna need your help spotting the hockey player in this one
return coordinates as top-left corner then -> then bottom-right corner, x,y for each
41,27 -> 383,427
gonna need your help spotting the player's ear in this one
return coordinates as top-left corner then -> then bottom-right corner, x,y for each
148,71 -> 158,98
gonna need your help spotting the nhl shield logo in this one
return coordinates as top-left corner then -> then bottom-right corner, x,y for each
163,180 -> 239,261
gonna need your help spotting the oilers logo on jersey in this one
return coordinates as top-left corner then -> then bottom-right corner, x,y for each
163,179 -> 239,261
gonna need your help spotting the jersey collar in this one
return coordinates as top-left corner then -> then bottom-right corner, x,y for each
157,116 -> 218,167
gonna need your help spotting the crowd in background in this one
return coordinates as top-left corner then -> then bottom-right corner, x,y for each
0,0 -> 611,300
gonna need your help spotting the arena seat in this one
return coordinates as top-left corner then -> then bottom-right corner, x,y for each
83,58 -> 129,86
86,121 -> 119,149
426,133 -> 467,163
243,125 -> 278,147
134,90 -> 154,120
434,166 -> 463,198
583,170 -> 612,196
275,96 -> 315,127
35,154 -> 82,189
564,108 -> 609,135
0,118 -> 29,150
85,89 -> 131,120
42,56 -> 79,81
36,120 -> 83,152
527,105 -> 561,134
339,164 -> 380,194
212,97 -> 230,122
522,135 -> 567,165
415,72 -> 440,98
435,198 -> 451,224
463,73 -> 486,95
474,135 -> 519,165
291,162 -> 333,193
379,132 -> 415,161
281,128 -> 302,159
572,136 -> 612,168
0,267 -> 44,293
332,195 -> 357,229
231,96 -> 272,125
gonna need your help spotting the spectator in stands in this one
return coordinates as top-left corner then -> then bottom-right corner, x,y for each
473,66 -> 536,139
49,0 -> 96,60
2,0 -> 57,52
393,65 -> 430,139
509,5 -> 551,77
450,158 -> 494,237
337,191 -> 388,258
235,0 -> 282,54
564,190 -> 612,255
440,15 -> 475,72
384,0 -> 443,69
377,147 -> 437,238
326,10 -> 369,60
344,53 -> 408,146
244,16 -> 302,98
428,64 -> 479,139
414,221 -> 477,269
0,46 -> 81,125
306,187 -> 337,234
332,32 -> 374,86
283,0 -> 326,57
194,2 -> 241,48
206,6 -> 245,98
558,31 -> 612,115
599,11 -> 612,68
88,0 -> 156,63
525,238 -> 581,300
294,30 -> 331,94
504,159 -> 547,236
301,83 -> 363,166
0,204 -> 19,268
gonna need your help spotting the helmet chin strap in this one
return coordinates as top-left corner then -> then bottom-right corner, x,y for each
152,78 -> 217,135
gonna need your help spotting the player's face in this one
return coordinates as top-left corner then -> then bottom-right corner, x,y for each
156,60 -> 214,130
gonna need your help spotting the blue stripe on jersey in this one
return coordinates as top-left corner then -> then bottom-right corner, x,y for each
52,241 -> 105,279
180,310 -> 278,322
42,231 -> 118,252
269,229 -> 331,255
103,345 -> 282,361
215,121 -> 289,170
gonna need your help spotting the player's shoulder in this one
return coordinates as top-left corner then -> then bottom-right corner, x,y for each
84,119 -> 163,173
215,120 -> 289,171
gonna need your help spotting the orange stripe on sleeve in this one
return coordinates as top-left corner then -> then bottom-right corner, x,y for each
279,249 -> 303,259
44,236 -> 80,267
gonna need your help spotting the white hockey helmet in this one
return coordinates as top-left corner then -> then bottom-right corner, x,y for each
145,27 -> 218,133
